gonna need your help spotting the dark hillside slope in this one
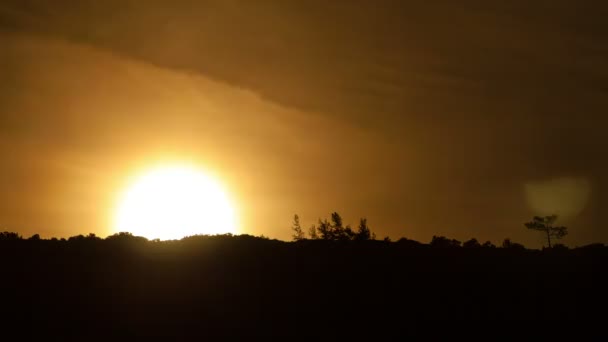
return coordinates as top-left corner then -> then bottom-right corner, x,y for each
1,235 -> 606,338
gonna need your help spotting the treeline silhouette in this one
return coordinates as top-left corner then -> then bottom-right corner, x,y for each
1,222 -> 606,338
290,212 -> 571,249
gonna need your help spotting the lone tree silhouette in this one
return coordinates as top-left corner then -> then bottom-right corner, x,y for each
524,215 -> 568,248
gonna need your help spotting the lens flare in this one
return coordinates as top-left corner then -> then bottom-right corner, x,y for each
524,177 -> 591,219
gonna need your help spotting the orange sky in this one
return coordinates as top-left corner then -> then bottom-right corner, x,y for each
1,1 -> 607,246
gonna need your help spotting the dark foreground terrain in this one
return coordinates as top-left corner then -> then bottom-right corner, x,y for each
1,233 -> 607,339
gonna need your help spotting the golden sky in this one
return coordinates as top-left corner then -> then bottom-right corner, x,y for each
0,1 -> 606,246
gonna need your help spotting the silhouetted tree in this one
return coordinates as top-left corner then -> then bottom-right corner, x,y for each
107,232 -> 134,239
463,238 -> 481,248
67,233 -> 101,245
292,214 -> 305,241
330,212 -> 350,241
354,218 -> 372,241
551,243 -> 569,251
28,234 -> 41,241
68,234 -> 86,242
344,225 -> 356,240
308,225 -> 318,240
331,212 -> 343,229
106,232 -> 148,244
0,232 -> 21,241
524,215 -> 567,248
317,218 -> 331,240
502,238 -> 525,250
430,236 -> 461,248
396,237 -> 422,247
86,233 -> 101,241
307,212 -> 375,241
482,241 -> 496,248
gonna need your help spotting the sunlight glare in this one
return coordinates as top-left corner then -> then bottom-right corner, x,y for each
114,165 -> 237,240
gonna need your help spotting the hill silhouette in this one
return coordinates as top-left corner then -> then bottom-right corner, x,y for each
1,231 -> 606,338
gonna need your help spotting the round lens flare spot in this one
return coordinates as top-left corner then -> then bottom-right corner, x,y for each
524,177 -> 591,220
114,165 -> 237,240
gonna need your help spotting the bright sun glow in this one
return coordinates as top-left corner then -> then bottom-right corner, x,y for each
114,165 -> 237,240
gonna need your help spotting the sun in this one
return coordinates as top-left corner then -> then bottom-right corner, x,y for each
114,165 -> 237,240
